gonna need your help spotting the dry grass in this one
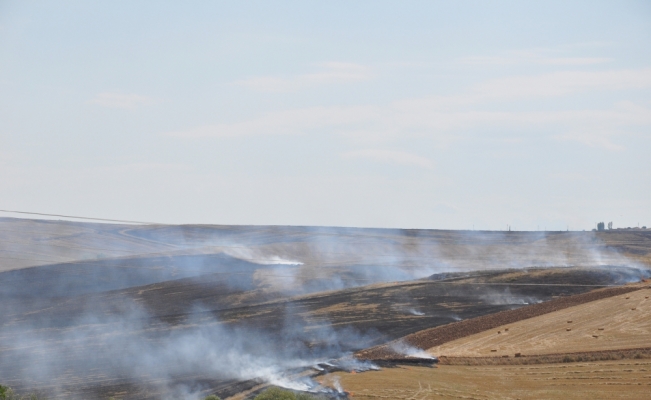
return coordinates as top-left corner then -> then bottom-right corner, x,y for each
320,360 -> 651,399
429,288 -> 651,358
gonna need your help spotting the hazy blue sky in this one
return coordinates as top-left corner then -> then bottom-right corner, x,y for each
1,1 -> 650,230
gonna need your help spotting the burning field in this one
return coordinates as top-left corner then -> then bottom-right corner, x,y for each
0,217 -> 650,399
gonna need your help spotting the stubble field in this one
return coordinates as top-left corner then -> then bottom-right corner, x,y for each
322,360 -> 651,400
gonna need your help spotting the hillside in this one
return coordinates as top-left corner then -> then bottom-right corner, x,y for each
3,218 -> 651,273
429,287 -> 651,358
1,218 -> 650,399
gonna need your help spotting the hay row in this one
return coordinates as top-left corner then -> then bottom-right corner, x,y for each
356,285 -> 648,360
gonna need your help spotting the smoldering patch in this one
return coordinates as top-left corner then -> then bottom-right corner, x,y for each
223,246 -> 304,266
479,287 -> 542,305
389,341 -> 437,360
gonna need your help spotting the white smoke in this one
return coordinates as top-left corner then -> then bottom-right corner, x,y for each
1,219 -> 648,398
320,375 -> 344,394
479,287 -> 543,305
0,301 -> 379,398
223,246 -> 304,266
389,341 -> 435,360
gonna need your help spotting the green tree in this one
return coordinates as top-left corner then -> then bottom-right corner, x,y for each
252,388 -> 324,400
0,386 -> 47,400
204,396 -> 221,400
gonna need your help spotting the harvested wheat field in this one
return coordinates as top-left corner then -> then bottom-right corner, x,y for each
341,284 -> 651,400
321,360 -> 651,400
429,287 -> 651,359
355,284 -> 648,362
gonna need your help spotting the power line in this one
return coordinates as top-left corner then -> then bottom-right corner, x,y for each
0,209 -> 159,225
1,209 -> 579,237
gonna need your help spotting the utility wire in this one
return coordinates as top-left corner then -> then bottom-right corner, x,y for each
1,209 -> 579,239
0,209 -> 159,225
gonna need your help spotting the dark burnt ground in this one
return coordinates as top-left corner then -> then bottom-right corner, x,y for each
0,253 -> 268,300
428,264 -> 649,285
4,375 -> 262,400
205,268 -> 626,340
1,266 -> 644,399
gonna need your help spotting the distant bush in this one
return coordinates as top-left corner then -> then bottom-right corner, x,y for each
0,385 -> 47,400
254,388 -> 297,400
204,395 -> 221,400
253,387 -> 324,400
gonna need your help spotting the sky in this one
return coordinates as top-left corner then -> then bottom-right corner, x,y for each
1,1 -> 650,230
